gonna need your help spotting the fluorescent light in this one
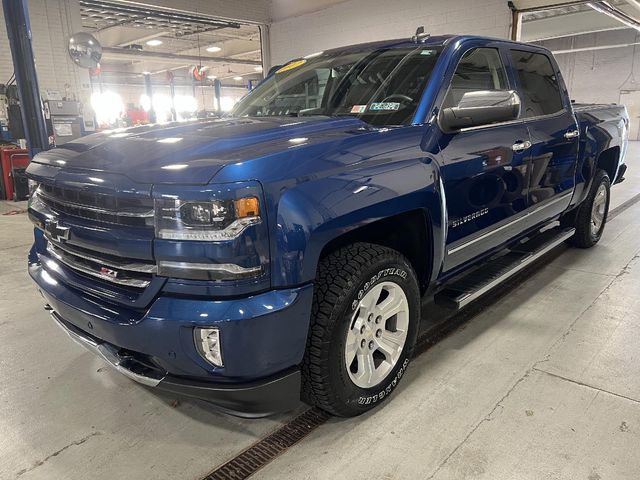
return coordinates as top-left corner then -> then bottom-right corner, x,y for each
161,163 -> 188,170
254,66 -> 263,72
233,76 -> 243,81
141,71 -> 151,75
220,96 -> 236,112
288,137 -> 308,144
146,39 -> 163,46
207,75 -> 217,80
206,46 -> 221,53
157,137 -> 183,144
90,91 -> 124,126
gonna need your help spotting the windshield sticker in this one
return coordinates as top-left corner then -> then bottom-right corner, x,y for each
276,59 -> 307,73
369,102 -> 400,111
350,105 -> 367,113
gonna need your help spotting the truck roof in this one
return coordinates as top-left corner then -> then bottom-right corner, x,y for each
315,34 -> 552,57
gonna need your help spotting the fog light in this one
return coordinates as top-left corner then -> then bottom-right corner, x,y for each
194,327 -> 223,367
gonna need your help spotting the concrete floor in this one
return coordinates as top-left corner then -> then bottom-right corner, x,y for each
0,143 -> 638,480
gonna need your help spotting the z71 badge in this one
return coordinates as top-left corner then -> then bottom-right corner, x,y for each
449,208 -> 489,228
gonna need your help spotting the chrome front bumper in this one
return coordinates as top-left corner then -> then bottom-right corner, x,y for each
48,307 -> 165,387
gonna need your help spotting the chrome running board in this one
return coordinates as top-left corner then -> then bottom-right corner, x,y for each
435,227 -> 575,310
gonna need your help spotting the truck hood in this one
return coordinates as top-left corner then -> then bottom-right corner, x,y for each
32,116 -> 370,185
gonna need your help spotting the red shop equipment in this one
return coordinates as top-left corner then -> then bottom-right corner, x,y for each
0,146 -> 29,201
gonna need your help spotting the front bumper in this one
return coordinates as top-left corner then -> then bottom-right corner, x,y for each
29,256 -> 314,417
50,309 -> 301,417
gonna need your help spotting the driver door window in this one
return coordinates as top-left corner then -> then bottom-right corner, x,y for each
442,48 -> 508,110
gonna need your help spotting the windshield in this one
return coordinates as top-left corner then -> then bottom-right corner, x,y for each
232,46 -> 442,126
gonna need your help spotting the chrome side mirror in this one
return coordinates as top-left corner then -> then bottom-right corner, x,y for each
441,90 -> 521,131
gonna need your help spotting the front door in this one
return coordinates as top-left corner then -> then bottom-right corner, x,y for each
438,47 -> 531,271
509,49 -> 578,217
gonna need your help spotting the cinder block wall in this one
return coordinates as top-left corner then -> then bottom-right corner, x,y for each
539,29 -> 640,105
269,0 -> 512,65
0,0 -> 89,98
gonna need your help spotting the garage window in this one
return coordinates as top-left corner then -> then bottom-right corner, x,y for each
510,50 -> 564,117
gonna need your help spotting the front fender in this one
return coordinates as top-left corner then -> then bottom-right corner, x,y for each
271,157 -> 445,287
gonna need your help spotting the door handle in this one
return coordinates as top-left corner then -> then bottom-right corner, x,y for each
512,140 -> 531,152
564,129 -> 579,139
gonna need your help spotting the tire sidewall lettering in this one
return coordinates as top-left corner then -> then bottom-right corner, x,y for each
355,357 -> 410,405
351,268 -> 408,311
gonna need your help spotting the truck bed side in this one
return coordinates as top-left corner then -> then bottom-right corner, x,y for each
571,103 -> 629,207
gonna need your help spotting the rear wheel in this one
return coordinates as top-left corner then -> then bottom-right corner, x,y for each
568,169 -> 610,248
302,243 -> 420,417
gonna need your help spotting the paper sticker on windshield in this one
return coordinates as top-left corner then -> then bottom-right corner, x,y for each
369,102 -> 400,111
351,105 -> 367,113
276,59 -> 307,73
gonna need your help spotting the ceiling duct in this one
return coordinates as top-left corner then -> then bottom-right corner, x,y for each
79,0 -> 241,35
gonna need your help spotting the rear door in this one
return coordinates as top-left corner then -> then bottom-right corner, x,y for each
438,46 -> 531,271
509,49 -> 578,216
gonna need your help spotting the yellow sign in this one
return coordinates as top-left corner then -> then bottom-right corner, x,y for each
276,59 -> 307,74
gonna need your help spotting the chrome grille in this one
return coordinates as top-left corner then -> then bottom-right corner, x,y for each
36,185 -> 153,228
46,241 -> 154,289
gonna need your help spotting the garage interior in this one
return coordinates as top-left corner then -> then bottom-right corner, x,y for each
0,0 -> 639,479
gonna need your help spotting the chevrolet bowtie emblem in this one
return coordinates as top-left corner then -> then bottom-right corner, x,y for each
45,220 -> 70,243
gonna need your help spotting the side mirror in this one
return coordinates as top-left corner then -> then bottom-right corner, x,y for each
440,90 -> 521,131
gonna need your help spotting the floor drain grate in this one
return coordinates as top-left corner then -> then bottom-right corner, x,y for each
203,407 -> 331,480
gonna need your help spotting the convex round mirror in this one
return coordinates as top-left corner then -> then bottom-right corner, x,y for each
68,32 -> 102,69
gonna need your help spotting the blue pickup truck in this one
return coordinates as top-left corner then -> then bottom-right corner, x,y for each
26,34 -> 628,417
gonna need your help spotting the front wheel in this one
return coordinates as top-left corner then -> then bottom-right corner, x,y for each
568,169 -> 611,248
302,243 -> 420,417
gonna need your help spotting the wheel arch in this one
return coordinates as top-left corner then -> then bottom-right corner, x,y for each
318,209 -> 434,293
596,146 -> 621,183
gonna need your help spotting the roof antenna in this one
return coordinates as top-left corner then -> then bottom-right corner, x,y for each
412,26 -> 429,42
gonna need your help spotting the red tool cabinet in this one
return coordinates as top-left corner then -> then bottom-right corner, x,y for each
0,146 -> 30,201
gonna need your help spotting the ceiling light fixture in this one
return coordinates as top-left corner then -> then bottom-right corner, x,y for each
146,39 -> 163,46
206,46 -> 222,53
233,76 -> 243,81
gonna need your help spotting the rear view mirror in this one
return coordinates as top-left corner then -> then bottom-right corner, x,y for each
440,90 -> 521,131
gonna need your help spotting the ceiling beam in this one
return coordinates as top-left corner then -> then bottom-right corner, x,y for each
100,47 -> 262,66
552,39 -> 640,53
115,32 -> 170,48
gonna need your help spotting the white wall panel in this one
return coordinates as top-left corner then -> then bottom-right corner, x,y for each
541,30 -> 640,104
269,0 -> 511,65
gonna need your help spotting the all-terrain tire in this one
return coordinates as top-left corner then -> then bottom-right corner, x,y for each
568,169 -> 610,248
301,243 -> 420,417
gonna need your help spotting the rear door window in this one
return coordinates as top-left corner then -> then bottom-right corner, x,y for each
510,50 -> 564,118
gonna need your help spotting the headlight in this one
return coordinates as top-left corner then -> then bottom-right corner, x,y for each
155,196 -> 261,241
